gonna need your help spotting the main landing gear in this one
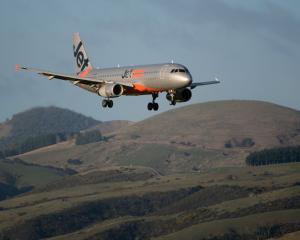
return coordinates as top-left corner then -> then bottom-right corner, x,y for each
147,93 -> 159,111
102,99 -> 113,108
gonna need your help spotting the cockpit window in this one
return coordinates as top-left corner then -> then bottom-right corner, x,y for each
170,69 -> 186,73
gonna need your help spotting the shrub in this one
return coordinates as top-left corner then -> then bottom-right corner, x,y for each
75,130 -> 103,145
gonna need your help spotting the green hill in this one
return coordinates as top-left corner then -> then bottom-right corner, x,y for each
0,158 -> 74,200
1,106 -> 99,140
0,163 -> 299,240
117,100 -> 300,149
0,101 -> 300,239
0,107 -> 132,157
15,100 -> 300,173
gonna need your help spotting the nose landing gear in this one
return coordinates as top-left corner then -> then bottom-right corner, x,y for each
102,99 -> 113,108
166,91 -> 176,106
147,93 -> 159,111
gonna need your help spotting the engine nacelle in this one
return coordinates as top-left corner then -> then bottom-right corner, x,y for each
98,83 -> 123,98
166,88 -> 192,103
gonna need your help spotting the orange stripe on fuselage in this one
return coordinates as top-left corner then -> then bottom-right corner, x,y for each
132,74 -> 143,78
132,69 -> 144,79
133,69 -> 144,73
79,65 -> 92,77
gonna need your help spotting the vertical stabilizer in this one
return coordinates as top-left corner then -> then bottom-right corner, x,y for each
72,32 -> 93,77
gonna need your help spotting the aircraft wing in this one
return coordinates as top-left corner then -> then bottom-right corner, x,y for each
190,78 -> 220,89
19,66 -> 134,87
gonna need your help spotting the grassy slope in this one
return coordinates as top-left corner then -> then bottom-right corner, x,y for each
46,185 -> 300,240
86,120 -> 133,135
155,209 -> 300,240
0,123 -> 11,138
0,163 -> 299,239
0,160 -> 69,188
117,100 -> 300,149
14,101 -> 300,173
277,231 -> 300,240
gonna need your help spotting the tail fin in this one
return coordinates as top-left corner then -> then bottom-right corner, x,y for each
72,32 -> 93,77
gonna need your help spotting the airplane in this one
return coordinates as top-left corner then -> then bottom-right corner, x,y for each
17,32 -> 220,111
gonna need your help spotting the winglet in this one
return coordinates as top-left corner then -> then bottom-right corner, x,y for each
214,77 -> 221,83
15,64 -> 29,72
15,64 -> 20,72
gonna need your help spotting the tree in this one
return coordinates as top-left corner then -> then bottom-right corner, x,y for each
75,130 -> 103,145
246,146 -> 300,166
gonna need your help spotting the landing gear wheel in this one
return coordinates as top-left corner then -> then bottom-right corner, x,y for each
102,99 -> 113,108
147,102 -> 153,111
102,99 -> 108,108
147,93 -> 159,111
107,100 -> 113,108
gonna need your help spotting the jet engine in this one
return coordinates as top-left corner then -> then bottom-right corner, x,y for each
98,83 -> 124,98
166,88 -> 192,103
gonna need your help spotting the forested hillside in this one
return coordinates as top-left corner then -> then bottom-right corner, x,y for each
8,106 -> 99,138
0,107 -> 100,157
246,146 -> 300,166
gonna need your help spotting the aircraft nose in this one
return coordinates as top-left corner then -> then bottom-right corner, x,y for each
171,73 -> 192,88
181,74 -> 192,87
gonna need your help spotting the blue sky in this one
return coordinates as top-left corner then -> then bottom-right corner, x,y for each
0,0 -> 299,122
